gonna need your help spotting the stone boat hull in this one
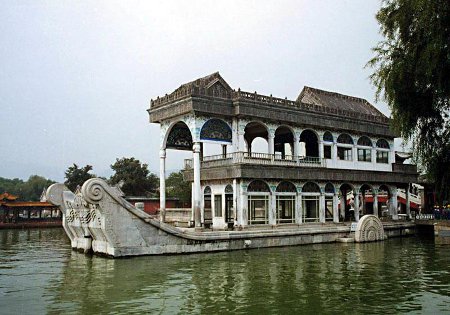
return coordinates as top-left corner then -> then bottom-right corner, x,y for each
46,179 -> 415,258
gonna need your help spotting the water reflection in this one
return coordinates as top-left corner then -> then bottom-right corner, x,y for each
0,229 -> 449,314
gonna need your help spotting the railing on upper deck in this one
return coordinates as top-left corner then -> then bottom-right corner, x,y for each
184,152 -> 325,169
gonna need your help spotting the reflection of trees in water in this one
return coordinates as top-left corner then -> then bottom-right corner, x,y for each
47,237 -> 449,314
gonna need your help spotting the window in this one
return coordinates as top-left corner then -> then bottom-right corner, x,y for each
324,145 -> 332,159
248,195 -> 269,224
323,131 -> 333,142
204,191 -> 212,222
376,151 -> 389,163
303,196 -> 319,222
358,148 -> 371,162
337,134 -> 354,144
357,136 -> 372,147
338,147 -> 352,161
376,139 -> 390,149
214,195 -> 222,217
276,195 -> 295,223
325,196 -> 334,221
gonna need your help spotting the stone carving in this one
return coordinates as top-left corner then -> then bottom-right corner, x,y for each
166,122 -> 193,150
200,118 -> 232,142
354,215 -> 385,242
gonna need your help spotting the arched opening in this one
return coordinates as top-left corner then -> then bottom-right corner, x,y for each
274,126 -> 294,159
244,122 -> 269,156
203,186 -> 212,225
165,121 -> 193,150
200,119 -> 232,159
276,181 -> 296,224
302,182 -> 320,222
378,184 -> 392,218
200,119 -> 232,142
300,130 -> 319,157
357,136 -> 373,162
224,184 -> 234,226
339,183 -> 355,221
337,134 -> 354,161
359,184 -> 374,215
247,180 -> 270,225
324,183 -> 335,221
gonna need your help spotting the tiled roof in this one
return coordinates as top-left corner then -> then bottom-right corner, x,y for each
174,72 -> 232,93
297,86 -> 387,118
0,192 -> 19,201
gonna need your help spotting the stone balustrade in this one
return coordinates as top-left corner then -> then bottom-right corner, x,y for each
184,152 -> 325,170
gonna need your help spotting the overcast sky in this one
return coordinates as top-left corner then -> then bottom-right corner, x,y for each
0,0 -> 390,182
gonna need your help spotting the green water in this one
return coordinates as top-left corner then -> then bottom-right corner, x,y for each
0,228 -> 449,314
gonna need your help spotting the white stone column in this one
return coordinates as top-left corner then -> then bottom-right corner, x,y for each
268,130 -> 275,155
333,141 -> 338,161
372,144 -> 377,165
352,144 -> 358,162
238,181 -> 248,226
319,193 -> 325,223
333,193 -> 339,223
373,190 -> 379,217
293,133 -> 300,163
354,192 -> 360,221
361,192 -> 366,215
159,149 -> 166,222
340,193 -> 346,221
391,187 -> 398,220
296,193 -> 303,224
406,185 -> 411,219
269,192 -> 276,225
191,182 -> 195,225
193,142 -> 202,227
232,118 -> 239,153
318,140 -> 324,159
233,179 -> 238,224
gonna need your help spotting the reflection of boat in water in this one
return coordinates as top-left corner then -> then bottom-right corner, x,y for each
46,179 -> 414,258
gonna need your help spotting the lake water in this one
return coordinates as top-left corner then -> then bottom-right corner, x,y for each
0,228 -> 449,314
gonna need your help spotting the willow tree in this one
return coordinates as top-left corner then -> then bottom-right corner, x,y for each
368,0 -> 450,205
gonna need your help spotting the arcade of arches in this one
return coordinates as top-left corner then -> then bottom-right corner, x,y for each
158,118 -> 408,228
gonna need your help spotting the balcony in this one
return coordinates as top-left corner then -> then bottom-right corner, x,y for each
184,152 -> 326,169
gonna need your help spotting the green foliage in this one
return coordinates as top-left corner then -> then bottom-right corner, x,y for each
368,0 -> 450,204
0,175 -> 55,201
64,164 -> 95,192
109,157 -> 158,196
166,171 -> 191,205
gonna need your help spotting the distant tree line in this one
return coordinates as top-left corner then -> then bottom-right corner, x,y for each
0,175 -> 55,201
1,157 -> 191,203
64,157 -> 191,203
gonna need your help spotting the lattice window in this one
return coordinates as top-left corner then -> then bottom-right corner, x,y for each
276,181 -> 297,193
166,122 -> 193,150
376,139 -> 390,149
337,134 -> 354,144
323,131 -> 333,142
200,119 -> 232,142
324,183 -> 335,194
302,182 -> 321,193
357,136 -> 373,147
225,184 -> 233,193
247,180 -> 270,192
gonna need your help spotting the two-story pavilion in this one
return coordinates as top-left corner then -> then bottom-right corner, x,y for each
148,72 -> 417,229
